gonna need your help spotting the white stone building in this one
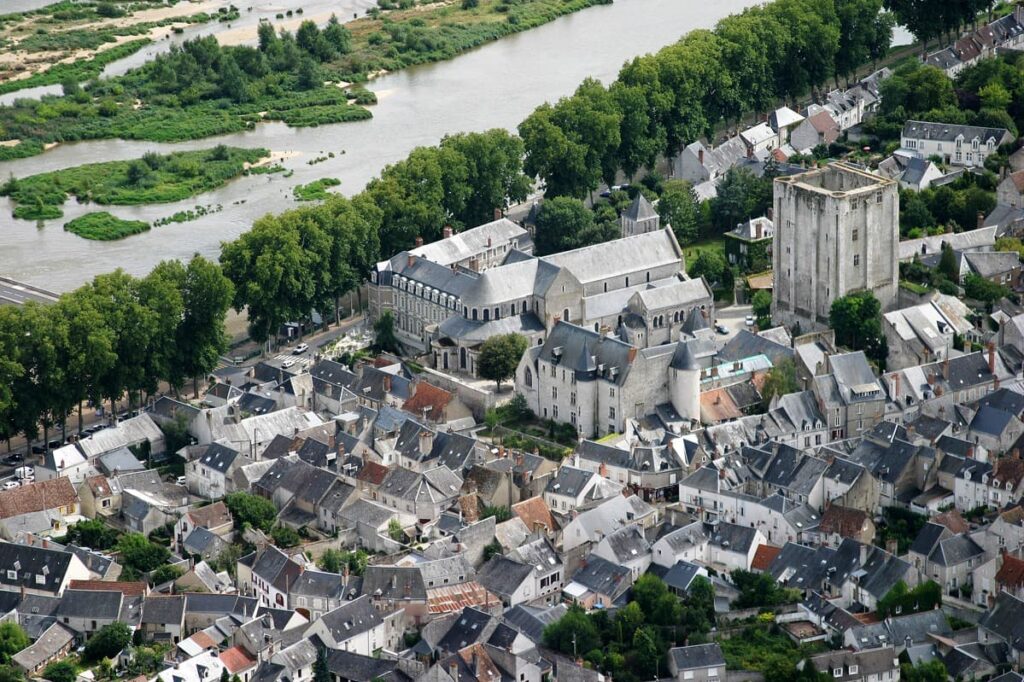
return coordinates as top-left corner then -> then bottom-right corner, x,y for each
773,163 -> 899,331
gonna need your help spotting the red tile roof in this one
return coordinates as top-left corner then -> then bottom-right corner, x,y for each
997,554 -> 1024,590
220,645 -> 256,674
994,456 -> 1024,488
186,501 -> 233,529
402,382 -> 454,420
426,582 -> 498,614
357,461 -> 388,486
751,544 -> 781,572
68,580 -> 148,597
511,496 -> 556,533
0,478 -> 78,519
819,505 -> 870,537
85,475 -> 113,497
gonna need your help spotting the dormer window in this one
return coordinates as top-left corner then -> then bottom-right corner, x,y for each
5,571 -> 14,581
848,666 -> 858,675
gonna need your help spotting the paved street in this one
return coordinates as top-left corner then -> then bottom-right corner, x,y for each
0,277 -> 59,306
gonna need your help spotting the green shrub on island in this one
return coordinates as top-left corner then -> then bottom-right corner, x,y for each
64,212 -> 149,240
2,146 -> 268,219
0,38 -> 151,96
293,177 -> 341,201
0,0 -> 608,157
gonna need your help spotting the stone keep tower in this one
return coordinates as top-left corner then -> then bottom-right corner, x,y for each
772,162 -> 899,331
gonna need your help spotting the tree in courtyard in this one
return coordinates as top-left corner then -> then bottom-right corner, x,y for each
752,289 -> 773,327
314,647 -> 331,682
658,180 -> 700,245
542,604 -> 600,655
116,533 -> 170,574
829,291 -> 887,366
900,660 -> 948,682
711,168 -> 772,233
534,196 -> 597,256
964,273 -> 1009,305
226,492 -> 278,532
478,334 -> 528,392
42,662 -> 75,682
0,623 -> 28,665
83,622 -> 132,662
761,357 -> 800,409
388,519 -> 405,543
938,243 -> 959,282
373,311 -> 400,354
688,250 -> 728,287
66,519 -> 119,550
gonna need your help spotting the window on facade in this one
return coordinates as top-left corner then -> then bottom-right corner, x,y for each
852,228 -> 858,241
854,254 -> 860,267
525,368 -> 533,388
553,406 -> 559,418
552,387 -> 557,399
610,388 -> 615,397
875,191 -> 882,203
609,407 -> 616,419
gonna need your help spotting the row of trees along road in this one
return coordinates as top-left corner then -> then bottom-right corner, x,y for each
219,0 -> 896,344
0,256 -> 233,449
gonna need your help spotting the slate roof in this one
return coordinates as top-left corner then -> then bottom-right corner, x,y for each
903,120 -> 1012,145
909,523 -> 951,557
56,589 -> 122,620
545,466 -> 595,498
624,193 -> 657,222
669,644 -> 726,671
719,330 -> 793,366
569,556 -> 631,600
0,542 -> 75,593
141,596 -> 185,625
929,534 -> 985,567
196,442 -> 242,474
249,546 -> 304,592
540,322 -> 635,386
315,596 -> 383,641
324,650 -> 400,682
979,591 -> 1024,648
663,560 -> 704,592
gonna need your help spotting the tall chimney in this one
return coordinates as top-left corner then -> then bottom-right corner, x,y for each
494,208 -> 502,221
989,342 -> 996,375
415,236 -> 424,248
942,357 -> 950,380
978,211 -> 986,230
892,373 -> 900,400
698,148 -> 704,166
419,430 -> 434,456
443,225 -> 453,239
407,254 -> 416,268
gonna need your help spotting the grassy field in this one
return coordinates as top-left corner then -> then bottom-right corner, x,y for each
2,146 -> 268,219
681,237 -> 726,265
64,211 -> 149,240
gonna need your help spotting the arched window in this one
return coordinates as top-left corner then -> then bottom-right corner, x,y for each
563,308 -> 570,323
460,348 -> 467,369
443,353 -> 449,370
521,301 -> 527,313
595,323 -> 600,332
525,368 -> 533,388
483,309 -> 490,321
472,309 -> 478,321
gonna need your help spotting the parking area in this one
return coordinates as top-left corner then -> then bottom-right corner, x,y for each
712,304 -> 754,346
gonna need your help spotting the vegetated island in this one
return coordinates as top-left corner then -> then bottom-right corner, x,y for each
1,145 -> 269,220
64,211 -> 149,240
0,0 -> 611,161
0,1 -> 239,97
293,177 -> 341,201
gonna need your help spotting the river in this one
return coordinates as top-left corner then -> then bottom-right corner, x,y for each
0,0 -> 764,291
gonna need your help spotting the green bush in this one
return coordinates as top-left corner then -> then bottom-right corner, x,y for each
293,177 -> 342,201
63,212 -> 149,240
83,622 -> 132,662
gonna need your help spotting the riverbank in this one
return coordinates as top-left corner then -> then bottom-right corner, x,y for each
0,0 -> 610,161
2,146 -> 269,221
0,0 -> 232,96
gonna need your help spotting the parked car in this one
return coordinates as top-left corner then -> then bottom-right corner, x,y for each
30,445 -> 45,455
175,476 -> 187,486
745,315 -> 755,327
14,466 -> 33,480
3,453 -> 23,465
2,481 -> 17,490
293,343 -> 309,355
282,358 -> 296,368
715,323 -> 729,335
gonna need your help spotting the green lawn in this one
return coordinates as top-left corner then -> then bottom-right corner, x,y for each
682,237 -> 726,265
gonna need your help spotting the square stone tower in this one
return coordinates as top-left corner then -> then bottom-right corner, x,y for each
772,162 -> 899,331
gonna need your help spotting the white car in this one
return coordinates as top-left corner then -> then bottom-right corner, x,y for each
282,358 -> 296,368
293,343 -> 309,355
176,476 -> 187,486
2,481 -> 18,490
14,466 -> 33,479
745,315 -> 755,327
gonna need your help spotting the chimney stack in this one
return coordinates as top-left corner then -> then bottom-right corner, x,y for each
767,207 -> 774,221
443,225 -> 453,239
978,211 -> 986,230
942,357 -> 950,380
494,208 -> 502,221
415,236 -> 424,248
419,429 -> 434,456
989,342 -> 996,375
892,373 -> 900,400
407,254 -> 416,268
698,148 -> 704,166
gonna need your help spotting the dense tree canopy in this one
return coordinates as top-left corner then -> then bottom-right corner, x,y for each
478,334 -> 528,391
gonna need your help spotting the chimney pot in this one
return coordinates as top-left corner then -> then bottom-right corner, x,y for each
443,225 -> 453,239
989,342 -> 997,375
415,236 -> 424,248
